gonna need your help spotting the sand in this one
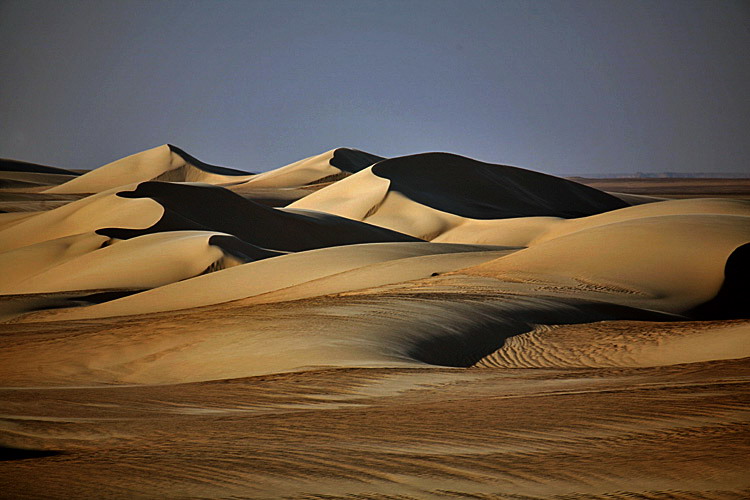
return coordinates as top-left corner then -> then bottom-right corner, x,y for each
0,146 -> 748,498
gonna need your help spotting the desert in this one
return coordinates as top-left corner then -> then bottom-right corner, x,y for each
0,145 -> 747,498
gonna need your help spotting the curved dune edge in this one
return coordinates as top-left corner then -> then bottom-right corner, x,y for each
11,242 -> 519,323
0,184 -> 165,252
292,159 -> 750,246
241,147 -> 381,189
0,145 -> 748,499
291,152 -> 627,221
99,181 -> 421,252
458,214 -> 750,314
0,145 -> 747,383
0,231 -> 255,295
43,145 -> 254,194
475,319 -> 750,369
42,145 -> 382,196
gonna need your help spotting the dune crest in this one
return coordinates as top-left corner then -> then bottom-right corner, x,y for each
44,145 -> 252,194
0,231 -> 256,295
0,144 -> 748,498
290,152 -> 628,239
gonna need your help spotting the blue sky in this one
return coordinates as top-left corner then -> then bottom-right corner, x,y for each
1,0 -> 748,175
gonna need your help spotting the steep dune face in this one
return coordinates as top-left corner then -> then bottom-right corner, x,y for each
461,214 -> 750,314
370,153 -> 628,218
99,181 -> 421,251
291,152 -> 628,240
243,148 -> 382,188
0,145 -> 749,498
44,145 -> 255,194
15,242 -> 512,322
0,231 -> 259,295
0,185 -> 164,252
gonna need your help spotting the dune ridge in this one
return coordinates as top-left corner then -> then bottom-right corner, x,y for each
44,145 -> 254,194
0,145 -> 748,498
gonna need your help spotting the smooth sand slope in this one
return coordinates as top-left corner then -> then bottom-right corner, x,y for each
96,181 -> 421,251
0,145 -> 748,498
10,242 -> 515,322
241,147 -> 382,188
0,231 -> 268,295
291,152 -> 628,239
44,145 -> 254,194
44,145 -> 383,201
461,214 -> 750,314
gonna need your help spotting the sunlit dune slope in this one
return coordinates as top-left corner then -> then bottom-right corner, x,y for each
476,319 -> 750,369
43,145 -> 254,194
97,181 -> 421,251
242,147 -> 382,188
14,242 -> 514,322
0,145 -> 747,382
0,231 -> 270,295
42,145 -> 383,197
460,214 -> 750,314
434,197 -> 750,246
290,152 -> 628,238
0,184 -> 163,252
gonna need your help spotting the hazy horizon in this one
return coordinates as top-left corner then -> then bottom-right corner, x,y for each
1,0 -> 748,176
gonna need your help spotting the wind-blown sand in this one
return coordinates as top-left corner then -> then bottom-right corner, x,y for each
0,146 -> 747,498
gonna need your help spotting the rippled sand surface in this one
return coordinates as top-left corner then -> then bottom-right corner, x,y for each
1,147 -> 747,498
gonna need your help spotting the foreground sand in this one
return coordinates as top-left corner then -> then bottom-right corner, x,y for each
0,147 -> 748,498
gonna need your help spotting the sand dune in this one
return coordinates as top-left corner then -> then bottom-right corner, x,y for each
436,197 -> 750,246
0,171 -> 79,190
43,145 -> 383,200
0,184 -> 163,252
461,214 -> 750,314
1,157 -> 81,176
242,147 -> 382,188
291,152 -> 628,239
97,181 -> 420,251
0,145 -> 748,498
476,319 -> 750,368
13,242 -> 514,322
44,145 -> 254,194
0,231 -> 265,295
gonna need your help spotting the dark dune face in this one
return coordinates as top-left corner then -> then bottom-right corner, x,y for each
407,296 -> 681,367
372,153 -> 629,219
0,145 -> 748,498
330,148 -> 384,174
167,144 -> 254,176
97,181 -> 421,252
689,242 -> 750,320
0,158 -> 80,176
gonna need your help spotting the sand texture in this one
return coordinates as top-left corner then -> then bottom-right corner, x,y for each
0,146 -> 748,498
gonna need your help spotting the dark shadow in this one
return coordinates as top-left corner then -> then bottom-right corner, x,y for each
75,290 -> 146,304
0,158 -> 80,175
167,144 -> 255,175
688,242 -> 750,319
330,148 -> 384,174
0,446 -> 64,461
408,298 -> 681,368
96,182 -> 421,252
208,234 -> 285,261
371,153 -> 628,219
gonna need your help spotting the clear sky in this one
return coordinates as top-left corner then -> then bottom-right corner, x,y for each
1,0 -> 748,175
